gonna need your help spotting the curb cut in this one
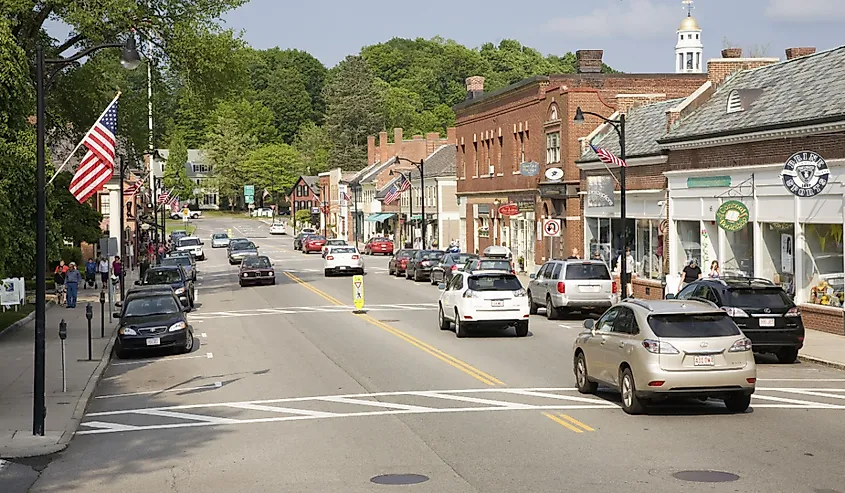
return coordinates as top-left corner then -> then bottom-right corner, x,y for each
799,354 -> 845,371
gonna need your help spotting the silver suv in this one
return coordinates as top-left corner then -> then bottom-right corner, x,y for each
527,259 -> 617,319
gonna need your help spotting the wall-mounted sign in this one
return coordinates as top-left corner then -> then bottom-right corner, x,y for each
687,176 -> 731,188
544,167 -> 564,181
715,200 -> 749,232
781,150 -> 829,197
519,161 -> 540,176
498,203 -> 519,216
781,234 -> 794,274
586,175 -> 614,207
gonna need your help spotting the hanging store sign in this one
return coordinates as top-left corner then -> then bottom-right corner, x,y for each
519,161 -> 540,176
781,150 -> 830,197
715,200 -> 749,232
498,203 -> 520,216
586,176 -> 614,207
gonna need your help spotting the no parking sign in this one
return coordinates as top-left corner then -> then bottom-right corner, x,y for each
542,219 -> 561,237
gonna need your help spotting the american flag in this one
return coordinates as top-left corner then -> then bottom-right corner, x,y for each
157,189 -> 170,204
123,178 -> 144,196
341,191 -> 351,202
167,194 -> 179,207
383,174 -> 410,205
590,142 -> 627,168
69,99 -> 119,203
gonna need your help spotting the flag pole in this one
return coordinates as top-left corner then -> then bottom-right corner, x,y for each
47,91 -> 122,186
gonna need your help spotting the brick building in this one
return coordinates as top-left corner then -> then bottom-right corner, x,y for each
289,175 -> 320,230
453,49 -> 708,271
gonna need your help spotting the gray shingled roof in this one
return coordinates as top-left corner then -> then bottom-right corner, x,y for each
420,145 -> 456,178
661,46 -> 845,143
375,175 -> 401,199
302,176 -> 320,195
578,98 -> 683,162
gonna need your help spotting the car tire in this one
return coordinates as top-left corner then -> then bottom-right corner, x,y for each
238,281 -> 244,287
455,310 -> 468,338
189,295 -> 195,309
114,345 -> 128,359
438,304 -> 450,330
515,320 -> 528,337
180,330 -> 194,354
620,367 -> 646,415
430,276 -> 438,285
270,278 -> 276,285
724,392 -> 752,413
574,352 -> 598,394
776,347 -> 799,364
324,269 -> 331,277
388,267 -> 394,275
545,295 -> 559,320
527,292 -> 538,315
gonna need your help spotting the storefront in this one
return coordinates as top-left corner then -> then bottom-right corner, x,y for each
505,193 -> 537,273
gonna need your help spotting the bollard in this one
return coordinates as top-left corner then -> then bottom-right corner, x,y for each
100,289 -> 105,338
85,303 -> 93,361
58,319 -> 67,393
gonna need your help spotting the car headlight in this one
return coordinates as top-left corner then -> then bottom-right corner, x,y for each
168,321 -> 187,332
174,287 -> 185,295
268,271 -> 274,276
242,273 -> 248,277
119,327 -> 137,335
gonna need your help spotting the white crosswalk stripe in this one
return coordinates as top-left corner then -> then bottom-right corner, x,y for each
189,303 -> 438,320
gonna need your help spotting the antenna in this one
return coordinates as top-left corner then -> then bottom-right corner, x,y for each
682,0 -> 695,16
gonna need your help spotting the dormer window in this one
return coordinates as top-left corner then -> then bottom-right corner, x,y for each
726,90 -> 743,114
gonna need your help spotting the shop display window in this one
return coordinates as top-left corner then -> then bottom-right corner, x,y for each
803,223 -> 844,306
676,220 -> 701,271
635,219 -> 663,279
724,224 -> 754,277
760,223 -> 795,296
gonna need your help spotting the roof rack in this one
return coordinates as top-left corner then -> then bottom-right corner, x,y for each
721,276 -> 775,285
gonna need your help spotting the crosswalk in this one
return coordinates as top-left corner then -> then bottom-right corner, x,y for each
189,303 -> 439,320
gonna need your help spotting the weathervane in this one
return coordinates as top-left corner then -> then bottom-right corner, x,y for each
682,0 -> 695,16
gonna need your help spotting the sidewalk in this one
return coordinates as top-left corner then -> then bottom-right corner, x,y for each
0,278 -> 130,458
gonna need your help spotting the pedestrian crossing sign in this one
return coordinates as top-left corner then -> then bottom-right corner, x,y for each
352,275 -> 364,312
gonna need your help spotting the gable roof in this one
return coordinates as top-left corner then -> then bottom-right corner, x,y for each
375,175 -> 401,199
578,99 -> 683,163
420,145 -> 456,178
289,175 -> 320,196
350,157 -> 396,186
660,46 -> 845,143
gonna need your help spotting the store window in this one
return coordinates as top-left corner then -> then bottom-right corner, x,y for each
586,217 -> 612,265
803,223 -> 844,306
724,224 -> 754,277
100,194 -> 110,215
760,223 -> 795,295
545,132 -> 560,164
635,219 -> 663,279
676,220 -> 701,270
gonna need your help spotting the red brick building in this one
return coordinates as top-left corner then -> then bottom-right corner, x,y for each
289,175 -> 321,229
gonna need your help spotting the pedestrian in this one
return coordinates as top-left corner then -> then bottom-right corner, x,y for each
65,262 -> 82,308
708,260 -> 721,279
53,263 -> 67,306
112,255 -> 123,283
84,257 -> 97,288
616,247 -> 635,298
139,253 -> 150,280
678,258 -> 703,292
568,247 -> 580,260
98,256 -> 109,287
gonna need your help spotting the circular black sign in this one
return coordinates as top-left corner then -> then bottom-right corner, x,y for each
781,150 -> 830,197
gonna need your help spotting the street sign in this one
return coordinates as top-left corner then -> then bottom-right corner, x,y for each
519,161 -> 540,177
542,219 -> 561,237
497,203 -> 520,216
311,207 -> 320,214
244,185 -> 255,204
352,275 -> 365,312
545,168 -> 564,181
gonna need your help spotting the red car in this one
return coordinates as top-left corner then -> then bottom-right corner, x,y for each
301,235 -> 327,254
364,237 -> 394,255
388,249 -> 416,276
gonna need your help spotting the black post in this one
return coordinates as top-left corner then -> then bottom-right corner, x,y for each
419,159 -> 426,249
619,113 -> 628,298
100,290 -> 106,337
161,179 -> 167,244
119,156 -> 125,301
292,198 -> 297,233
85,303 -> 93,361
322,201 -> 328,237
33,44 -> 47,437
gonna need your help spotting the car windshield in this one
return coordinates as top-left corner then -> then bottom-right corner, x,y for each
725,288 -> 791,308
327,240 -> 346,245
213,234 -> 228,239
179,238 -> 200,246
243,257 -> 271,268
233,242 -> 257,250
468,275 -> 522,291
162,257 -> 191,267
647,313 -> 741,338
397,250 -> 413,258
123,295 -> 181,317
144,269 -> 182,284
477,260 -> 511,271
420,250 -> 444,261
565,263 -> 610,280
330,247 -> 357,254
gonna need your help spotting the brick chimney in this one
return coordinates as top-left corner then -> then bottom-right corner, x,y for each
466,76 -> 484,100
393,127 -> 403,156
367,135 -> 376,165
707,48 -> 779,86
616,94 -> 666,114
425,132 -> 441,156
378,131 -> 388,163
786,47 -> 816,60
576,50 -> 603,74
721,48 -> 742,59
446,127 -> 457,145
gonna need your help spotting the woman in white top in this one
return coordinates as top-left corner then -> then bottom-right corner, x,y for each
708,260 -> 721,279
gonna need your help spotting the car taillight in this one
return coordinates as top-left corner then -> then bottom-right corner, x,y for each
352,255 -> 359,259
612,281 -> 618,294
641,339 -> 679,354
785,307 -> 801,317
451,265 -> 458,271
326,255 -> 334,260
722,306 -> 750,317
557,282 -> 565,294
729,337 -> 753,352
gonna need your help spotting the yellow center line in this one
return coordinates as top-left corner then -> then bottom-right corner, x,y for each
283,271 -> 504,386
557,414 -> 594,432
542,412 -> 583,433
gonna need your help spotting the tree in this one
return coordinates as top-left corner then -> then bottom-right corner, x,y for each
258,68 -> 312,143
50,172 -> 104,245
238,143 -> 303,203
292,122 -> 331,175
250,48 -> 328,124
163,128 -> 195,200
294,209 -> 313,225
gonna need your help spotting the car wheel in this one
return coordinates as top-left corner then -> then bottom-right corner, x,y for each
388,267 -> 394,275
180,329 -> 194,354
324,269 -> 331,277
430,276 -> 438,285
438,304 -> 450,330
545,296 -> 559,320
776,347 -> 799,364
527,291 -> 538,315
723,392 -> 752,413
620,367 -> 646,415
189,294 -> 195,308
574,352 -> 598,394
515,320 -> 528,337
238,281 -> 244,287
455,310 -> 468,338
114,345 -> 128,359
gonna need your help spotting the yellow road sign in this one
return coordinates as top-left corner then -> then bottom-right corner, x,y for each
227,228 -> 232,238
352,275 -> 364,311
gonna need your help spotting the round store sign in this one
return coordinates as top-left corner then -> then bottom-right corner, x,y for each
715,200 -> 749,232
781,150 -> 830,197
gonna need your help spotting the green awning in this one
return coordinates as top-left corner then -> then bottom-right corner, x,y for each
409,214 -> 422,221
365,213 -> 396,222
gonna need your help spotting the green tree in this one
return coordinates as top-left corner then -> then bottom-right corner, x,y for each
238,143 -> 303,202
294,209 -> 313,226
163,128 -> 195,200
292,122 -> 331,175
50,172 -> 104,245
250,48 -> 328,124
258,68 -> 312,143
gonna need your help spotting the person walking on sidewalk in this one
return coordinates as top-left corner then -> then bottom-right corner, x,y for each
84,257 -> 97,289
53,262 -> 67,306
65,262 -> 82,308
139,253 -> 150,280
98,257 -> 109,287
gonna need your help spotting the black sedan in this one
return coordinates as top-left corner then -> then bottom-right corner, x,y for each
405,249 -> 445,282
239,255 -> 276,287
113,289 -> 193,358
430,253 -> 478,285
136,265 -> 195,308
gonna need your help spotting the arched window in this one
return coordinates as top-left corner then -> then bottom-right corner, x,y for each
726,90 -> 743,114
548,104 -> 559,121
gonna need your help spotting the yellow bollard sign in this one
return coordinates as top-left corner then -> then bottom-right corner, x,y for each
352,275 -> 364,312
227,228 -> 232,238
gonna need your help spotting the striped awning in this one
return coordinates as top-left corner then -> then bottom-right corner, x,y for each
365,213 -> 396,222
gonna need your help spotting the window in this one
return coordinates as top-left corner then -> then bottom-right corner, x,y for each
467,274 -> 521,291
473,142 -> 479,176
100,194 -> 110,215
635,219 -> 663,280
460,144 -> 466,178
549,104 -> 559,121
498,136 -> 503,174
726,90 -> 743,114
804,223 -> 844,305
565,263 -> 610,280
519,132 -> 526,163
545,132 -> 560,164
647,314 -> 741,338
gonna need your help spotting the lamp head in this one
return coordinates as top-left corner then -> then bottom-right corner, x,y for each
120,35 -> 142,70
573,107 -> 585,125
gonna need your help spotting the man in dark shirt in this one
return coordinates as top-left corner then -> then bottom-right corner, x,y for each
567,247 -> 580,260
678,258 -> 702,292
139,254 -> 151,280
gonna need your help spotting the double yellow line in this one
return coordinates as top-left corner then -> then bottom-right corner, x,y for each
283,272 -> 505,386
542,413 -> 595,433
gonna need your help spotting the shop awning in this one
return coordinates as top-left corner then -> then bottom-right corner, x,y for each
409,214 -> 422,221
365,213 -> 396,222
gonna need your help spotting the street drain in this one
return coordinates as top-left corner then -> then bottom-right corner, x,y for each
370,474 -> 429,485
673,470 -> 740,482
378,319 -> 399,323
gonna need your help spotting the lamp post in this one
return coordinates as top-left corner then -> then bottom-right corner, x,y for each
393,157 -> 426,248
33,35 -> 140,436
493,198 -> 501,245
322,200 -> 328,237
573,106 -> 628,297
352,184 -> 360,248
389,169 -> 413,248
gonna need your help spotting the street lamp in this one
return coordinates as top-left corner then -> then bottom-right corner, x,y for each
389,169 -> 412,248
33,35 -> 140,436
393,157 -> 426,248
573,106 -> 628,297
321,200 -> 328,237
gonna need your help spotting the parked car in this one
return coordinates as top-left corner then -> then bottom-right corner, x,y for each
269,223 -> 287,235
324,246 -> 364,276
322,239 -> 348,257
388,249 -> 417,276
228,240 -> 259,264
364,237 -> 394,256
169,230 -> 188,244
239,255 -> 275,287
574,299 -> 756,414
299,227 -> 317,235
136,265 -> 195,308
211,232 -> 230,248
527,260 -> 618,320
250,207 -> 273,217
170,210 -> 202,220
113,288 -> 194,358
160,254 -> 196,281
405,249 -> 445,282
175,236 -> 205,261
463,257 -> 513,275
669,277 -> 804,363
437,271 -> 529,338
302,235 -> 327,254
431,253 -> 478,285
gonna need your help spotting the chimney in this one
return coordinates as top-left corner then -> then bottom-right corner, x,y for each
378,131 -> 388,164
576,50 -> 603,74
446,127 -> 457,145
425,132 -> 440,156
465,76 -> 485,100
721,48 -> 742,59
367,135 -> 375,165
393,127 -> 403,148
786,47 -> 816,60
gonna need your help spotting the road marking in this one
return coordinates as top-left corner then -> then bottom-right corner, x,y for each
749,393 -> 840,408
283,272 -> 504,386
135,409 -> 240,424
200,333 -> 207,338
558,414 -> 595,432
82,421 -> 144,432
189,304 -> 438,320
110,352 -> 213,366
542,412 -> 585,433
95,381 -> 223,399
502,389 -> 612,405
316,396 -> 434,412
773,388 -> 845,400
224,403 -> 340,417
415,391 -> 534,409
758,378 -> 845,382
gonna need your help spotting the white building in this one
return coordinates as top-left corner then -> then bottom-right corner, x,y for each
675,1 -> 704,74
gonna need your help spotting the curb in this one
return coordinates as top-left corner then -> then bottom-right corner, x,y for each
799,354 -> 845,371
0,301 -> 57,338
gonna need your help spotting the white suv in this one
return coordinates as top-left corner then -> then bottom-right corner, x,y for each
437,271 -> 529,338
176,236 -> 205,261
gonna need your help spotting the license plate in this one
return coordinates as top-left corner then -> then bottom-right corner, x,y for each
339,266 -> 347,270
693,355 -> 714,366
491,300 -> 504,307
759,318 -> 775,327
579,285 -> 600,293
146,337 -> 161,346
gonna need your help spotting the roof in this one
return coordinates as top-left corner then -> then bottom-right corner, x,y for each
420,145 -> 456,178
624,299 -> 721,314
578,99 -> 683,162
350,157 -> 396,186
375,175 -> 401,199
660,46 -> 845,143
289,175 -> 320,196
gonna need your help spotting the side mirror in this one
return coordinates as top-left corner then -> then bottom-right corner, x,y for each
438,283 -> 446,290
583,319 -> 595,330
529,273 -> 536,280
665,293 -> 676,300
134,280 -> 141,285
113,312 -> 121,318
114,301 -> 122,308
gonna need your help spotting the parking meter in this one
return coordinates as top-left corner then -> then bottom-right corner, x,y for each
85,302 -> 93,360
58,319 -> 67,340
59,319 -> 67,392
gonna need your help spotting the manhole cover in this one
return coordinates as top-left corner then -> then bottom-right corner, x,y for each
673,470 -> 740,482
370,474 -> 429,485
378,319 -> 399,323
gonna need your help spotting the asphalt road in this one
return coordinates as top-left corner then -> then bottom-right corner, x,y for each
11,216 -> 845,492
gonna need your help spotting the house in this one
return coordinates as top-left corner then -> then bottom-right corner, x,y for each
289,175 -> 321,229
156,149 -> 219,209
